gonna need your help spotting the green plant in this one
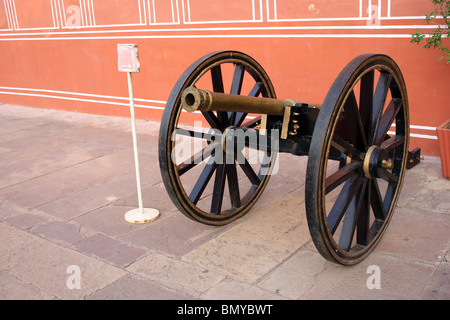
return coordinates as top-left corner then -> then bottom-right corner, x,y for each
411,0 -> 450,65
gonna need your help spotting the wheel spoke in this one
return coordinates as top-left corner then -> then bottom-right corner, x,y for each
211,65 -> 224,93
356,180 -> 371,247
174,128 -> 212,140
325,162 -> 361,195
228,64 -> 246,125
372,73 -> 392,144
327,177 -> 364,234
202,111 -> 221,129
331,135 -> 364,161
374,98 -> 402,145
370,179 -> 387,220
218,111 -> 230,128
226,163 -> 241,209
189,160 -> 216,205
359,70 -> 374,141
211,163 -> 227,214
249,81 -> 263,97
177,142 -> 218,176
211,65 -> 229,128
234,113 -> 248,128
379,168 -> 399,185
241,117 -> 261,129
343,89 -> 367,150
380,135 -> 405,151
230,64 -> 245,95
238,154 -> 261,186
338,180 -> 367,251
383,183 -> 397,214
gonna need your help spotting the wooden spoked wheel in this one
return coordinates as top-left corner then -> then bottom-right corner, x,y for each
305,54 -> 410,265
159,51 -> 277,226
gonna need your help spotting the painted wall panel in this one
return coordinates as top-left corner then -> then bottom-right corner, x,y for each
0,3 -> 11,29
184,0 -> 260,23
389,0 -> 436,17
272,0 -> 362,20
92,0 -> 144,26
13,0 -> 57,29
150,0 -> 179,24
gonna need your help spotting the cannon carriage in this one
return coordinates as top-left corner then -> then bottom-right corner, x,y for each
158,51 -> 421,265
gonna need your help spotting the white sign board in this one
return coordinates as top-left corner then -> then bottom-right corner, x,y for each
117,44 -> 140,73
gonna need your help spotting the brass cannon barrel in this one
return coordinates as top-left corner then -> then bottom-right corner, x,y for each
181,86 -> 295,115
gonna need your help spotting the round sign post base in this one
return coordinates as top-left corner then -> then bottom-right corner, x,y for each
125,208 -> 160,224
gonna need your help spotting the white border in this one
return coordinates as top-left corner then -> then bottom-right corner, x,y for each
0,23 -> 441,36
0,86 -> 166,111
0,33 -> 427,41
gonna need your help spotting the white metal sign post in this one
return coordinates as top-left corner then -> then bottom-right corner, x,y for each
118,44 -> 160,224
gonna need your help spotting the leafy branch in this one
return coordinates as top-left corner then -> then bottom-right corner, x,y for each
411,0 -> 450,65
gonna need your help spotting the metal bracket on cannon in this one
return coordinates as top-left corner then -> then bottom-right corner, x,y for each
261,101 -> 321,140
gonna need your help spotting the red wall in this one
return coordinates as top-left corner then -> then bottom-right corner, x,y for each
1,0 -> 449,156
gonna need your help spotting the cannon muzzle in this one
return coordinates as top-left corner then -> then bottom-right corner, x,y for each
181,86 -> 295,115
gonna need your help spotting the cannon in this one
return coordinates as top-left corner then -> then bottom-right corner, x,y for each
158,51 -> 421,265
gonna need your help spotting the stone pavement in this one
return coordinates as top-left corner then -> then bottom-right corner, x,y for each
0,103 -> 449,300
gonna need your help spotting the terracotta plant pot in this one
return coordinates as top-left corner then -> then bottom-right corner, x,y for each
436,119 -> 450,178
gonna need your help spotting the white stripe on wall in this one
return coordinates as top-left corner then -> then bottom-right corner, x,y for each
0,87 -> 439,140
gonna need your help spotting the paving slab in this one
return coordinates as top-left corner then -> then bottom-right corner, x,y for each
73,233 -> 147,268
121,212 -> 223,257
377,207 -> 450,264
86,274 -> 194,300
301,253 -> 437,300
0,223 -> 126,299
0,104 -> 449,301
200,277 -> 287,300
31,220 -> 85,246
0,272 -> 56,300
182,191 -> 311,283
127,253 -> 226,298
418,262 -> 450,299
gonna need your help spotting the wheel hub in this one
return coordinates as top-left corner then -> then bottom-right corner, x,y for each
363,145 -> 393,179
222,126 -> 248,155
222,126 -> 237,154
